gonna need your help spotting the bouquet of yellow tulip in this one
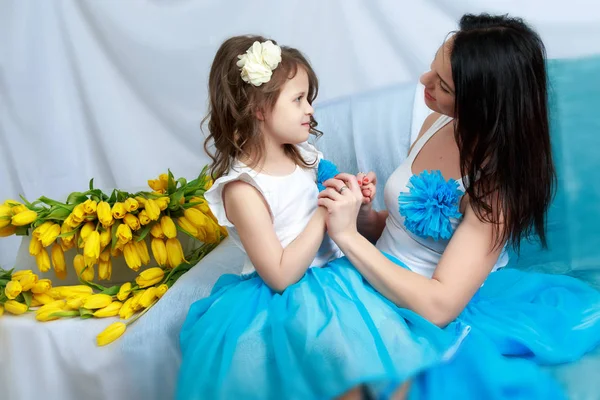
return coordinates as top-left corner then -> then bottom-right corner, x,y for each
0,168 -> 227,345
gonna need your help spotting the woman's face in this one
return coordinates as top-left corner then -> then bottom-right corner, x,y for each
420,40 -> 455,117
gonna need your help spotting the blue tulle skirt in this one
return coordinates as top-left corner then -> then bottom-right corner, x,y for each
177,254 -> 469,400
405,268 -> 600,400
177,255 -> 600,400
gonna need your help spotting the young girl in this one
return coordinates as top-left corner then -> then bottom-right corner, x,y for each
176,36 -> 469,400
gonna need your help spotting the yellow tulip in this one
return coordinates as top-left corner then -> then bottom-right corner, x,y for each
84,231 -> 101,267
96,322 -> 126,346
72,204 -> 86,221
151,238 -> 167,267
129,290 -> 145,310
0,205 -> 11,229
98,259 -> 112,280
32,221 -> 53,238
176,216 -> 198,237
11,204 -> 27,214
123,242 -> 142,271
34,293 -> 59,306
52,285 -> 93,299
0,304 -> 4,316
138,210 -> 151,225
16,271 -> 38,291
144,199 -> 160,221
135,196 -> 147,208
64,214 -> 79,229
137,287 -> 157,309
55,268 -> 67,280
12,269 -> 32,279
35,307 -> 66,322
160,216 -> 177,239
124,198 -> 139,212
30,297 -> 43,307
11,209 -> 37,226
93,301 -> 123,318
29,236 -> 43,256
5,280 -> 22,299
99,230 -> 111,249
31,279 -> 52,294
111,246 -> 122,258
51,243 -> 66,274
40,223 -> 61,247
0,225 -> 16,237
155,197 -> 170,211
116,223 -> 132,245
156,284 -> 168,299
119,298 -> 135,319
80,221 -> 96,241
150,223 -> 164,239
66,294 -> 91,310
166,238 -> 185,268
111,202 -> 126,219
123,214 -> 141,231
204,178 -> 214,190
184,208 -> 211,229
135,267 -> 164,288
60,222 -> 76,244
117,282 -> 132,301
135,239 -> 150,266
99,249 -> 111,262
147,179 -> 165,193
4,300 -> 28,315
84,294 -> 113,310
97,201 -> 114,226
36,249 -> 51,272
83,199 -> 97,214
74,254 -> 95,281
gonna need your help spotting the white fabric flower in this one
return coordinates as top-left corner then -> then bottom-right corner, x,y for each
236,41 -> 282,87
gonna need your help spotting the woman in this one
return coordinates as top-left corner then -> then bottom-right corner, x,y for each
319,13 -> 600,399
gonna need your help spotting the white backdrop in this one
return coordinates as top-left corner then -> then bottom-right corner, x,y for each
1,0 -> 600,267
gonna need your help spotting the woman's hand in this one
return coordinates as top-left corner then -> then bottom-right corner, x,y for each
318,173 -> 363,242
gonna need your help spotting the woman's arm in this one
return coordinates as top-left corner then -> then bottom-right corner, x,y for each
224,181 -> 327,292
319,175 -> 502,327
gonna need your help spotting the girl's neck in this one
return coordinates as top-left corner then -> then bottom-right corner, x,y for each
241,139 -> 297,176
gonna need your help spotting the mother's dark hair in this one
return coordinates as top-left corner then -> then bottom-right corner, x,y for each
451,13 -> 556,251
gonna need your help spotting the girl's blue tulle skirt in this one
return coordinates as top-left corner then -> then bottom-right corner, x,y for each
177,254 -> 600,400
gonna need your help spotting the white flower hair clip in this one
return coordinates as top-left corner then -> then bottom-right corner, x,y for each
236,40 -> 282,87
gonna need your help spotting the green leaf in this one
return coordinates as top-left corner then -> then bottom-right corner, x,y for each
108,189 -> 117,204
136,223 -> 153,242
57,229 -> 77,239
177,177 -> 187,188
111,221 -> 121,250
22,291 -> 32,308
44,206 -> 73,220
89,178 -> 95,191
167,169 -> 176,194
18,195 -> 33,207
15,226 -> 29,236
38,196 -> 67,208
99,285 -> 120,296
66,192 -> 89,205
168,189 -> 185,209
79,308 -> 94,319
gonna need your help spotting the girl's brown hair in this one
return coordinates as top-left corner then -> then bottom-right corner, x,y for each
203,35 -> 322,179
